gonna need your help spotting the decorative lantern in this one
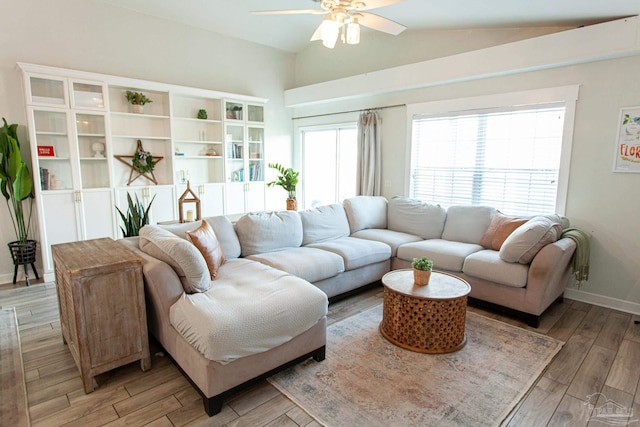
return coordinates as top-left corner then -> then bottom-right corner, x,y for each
178,181 -> 201,223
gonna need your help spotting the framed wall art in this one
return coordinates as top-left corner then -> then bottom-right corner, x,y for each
614,106 -> 640,173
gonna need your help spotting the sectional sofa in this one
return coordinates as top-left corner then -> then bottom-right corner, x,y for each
118,195 -> 576,415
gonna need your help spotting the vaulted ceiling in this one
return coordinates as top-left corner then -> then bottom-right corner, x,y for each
97,0 -> 640,53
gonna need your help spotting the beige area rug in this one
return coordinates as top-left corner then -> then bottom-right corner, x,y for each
269,305 -> 563,427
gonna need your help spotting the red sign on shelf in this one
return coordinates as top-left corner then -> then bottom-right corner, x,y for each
37,146 -> 55,157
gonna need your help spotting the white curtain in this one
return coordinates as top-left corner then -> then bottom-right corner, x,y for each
356,110 -> 382,196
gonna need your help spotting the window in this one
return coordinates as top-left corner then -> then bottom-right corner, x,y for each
301,125 -> 357,209
408,87 -> 579,216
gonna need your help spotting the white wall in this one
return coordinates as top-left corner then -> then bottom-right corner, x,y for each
0,0 -> 295,283
290,26 -> 640,312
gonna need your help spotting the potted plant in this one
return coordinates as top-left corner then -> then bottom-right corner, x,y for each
0,118 -> 38,285
115,192 -> 156,237
197,109 -> 207,120
411,256 -> 433,286
267,163 -> 299,210
125,90 -> 152,114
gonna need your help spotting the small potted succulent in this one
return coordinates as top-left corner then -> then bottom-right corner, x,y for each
411,256 -> 433,286
197,109 -> 207,120
125,90 -> 152,114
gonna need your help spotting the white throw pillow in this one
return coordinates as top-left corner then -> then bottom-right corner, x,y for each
139,225 -> 210,293
499,216 -> 563,264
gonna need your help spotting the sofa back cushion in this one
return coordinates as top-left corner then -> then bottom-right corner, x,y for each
235,211 -> 303,256
499,216 -> 564,264
300,203 -> 350,245
139,225 -> 210,293
343,196 -> 388,233
442,205 -> 495,244
387,196 -> 446,239
161,215 -> 241,259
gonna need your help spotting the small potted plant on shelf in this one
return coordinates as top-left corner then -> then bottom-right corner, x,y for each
267,163 -> 299,211
197,109 -> 207,120
411,256 -> 433,286
0,118 -> 38,285
125,90 -> 152,114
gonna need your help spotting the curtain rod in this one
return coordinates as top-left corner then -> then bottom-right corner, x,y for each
291,103 -> 406,120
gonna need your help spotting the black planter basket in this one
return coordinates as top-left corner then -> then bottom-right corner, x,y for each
8,240 -> 39,286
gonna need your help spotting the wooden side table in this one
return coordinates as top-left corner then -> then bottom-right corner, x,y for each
380,269 -> 471,354
52,238 -> 150,393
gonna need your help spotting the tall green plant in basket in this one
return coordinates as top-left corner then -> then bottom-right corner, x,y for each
0,118 -> 34,243
116,193 -> 156,237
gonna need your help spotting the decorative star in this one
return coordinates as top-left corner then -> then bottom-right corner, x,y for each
114,154 -> 164,185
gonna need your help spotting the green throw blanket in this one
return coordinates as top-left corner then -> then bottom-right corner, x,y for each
561,227 -> 590,284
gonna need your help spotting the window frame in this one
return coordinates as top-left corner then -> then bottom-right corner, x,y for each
405,86 -> 580,215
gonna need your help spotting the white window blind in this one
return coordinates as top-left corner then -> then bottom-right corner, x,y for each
410,104 -> 565,216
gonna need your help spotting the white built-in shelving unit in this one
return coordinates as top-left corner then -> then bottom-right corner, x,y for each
18,62 -> 267,279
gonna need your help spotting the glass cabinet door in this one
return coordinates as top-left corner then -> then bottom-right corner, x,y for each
32,109 -> 73,191
225,123 -> 245,182
247,104 -> 264,123
74,112 -> 110,189
71,81 -> 106,110
247,125 -> 264,182
225,101 -> 243,121
28,76 -> 68,106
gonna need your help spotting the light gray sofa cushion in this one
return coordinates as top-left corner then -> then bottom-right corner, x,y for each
343,196 -> 388,233
161,215 -> 241,259
397,239 -> 484,272
236,211 -> 303,256
463,250 -> 529,288
441,205 -> 495,244
300,203 -> 350,246
307,236 -> 391,271
247,247 -> 345,283
351,229 -> 422,257
139,225 -> 210,293
387,196 -> 446,239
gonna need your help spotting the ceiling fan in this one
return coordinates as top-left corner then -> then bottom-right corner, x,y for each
251,0 -> 407,49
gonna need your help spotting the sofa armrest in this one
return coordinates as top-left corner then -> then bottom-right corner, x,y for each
524,237 -> 577,314
117,237 -> 184,339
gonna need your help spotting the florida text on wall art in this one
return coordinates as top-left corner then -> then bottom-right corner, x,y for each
614,106 -> 640,173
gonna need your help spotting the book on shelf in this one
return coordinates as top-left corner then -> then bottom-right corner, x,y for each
40,167 -> 49,190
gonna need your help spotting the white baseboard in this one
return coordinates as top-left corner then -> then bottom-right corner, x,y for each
0,272 -> 15,285
564,288 -> 640,316
0,271 -> 53,286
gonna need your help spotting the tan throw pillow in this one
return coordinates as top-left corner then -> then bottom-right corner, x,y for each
499,216 -> 563,264
479,212 -> 528,250
186,219 -> 226,280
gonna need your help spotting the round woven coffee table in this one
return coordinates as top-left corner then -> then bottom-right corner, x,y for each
380,269 -> 471,354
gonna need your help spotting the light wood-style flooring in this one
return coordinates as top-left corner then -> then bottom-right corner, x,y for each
1,280 -> 639,426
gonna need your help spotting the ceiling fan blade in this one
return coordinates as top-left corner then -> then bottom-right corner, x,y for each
357,0 -> 405,11
357,11 -> 406,35
251,9 -> 326,15
310,22 -> 324,41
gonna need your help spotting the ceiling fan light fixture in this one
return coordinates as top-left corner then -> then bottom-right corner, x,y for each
346,19 -> 360,44
320,16 -> 340,48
